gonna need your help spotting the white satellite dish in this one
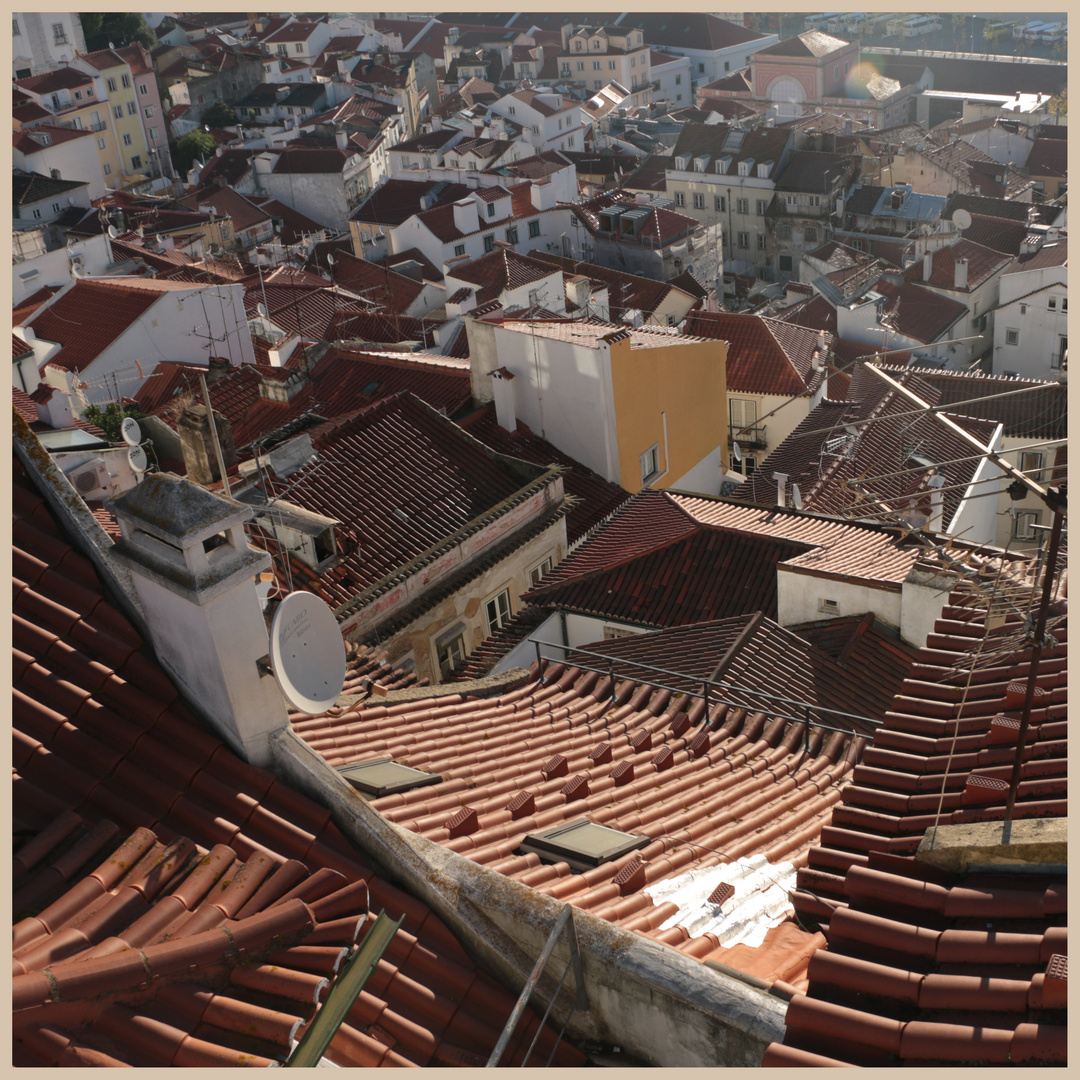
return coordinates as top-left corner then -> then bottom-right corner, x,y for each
268,591 -> 347,715
326,253 -> 334,266
121,416 -> 142,446
732,441 -> 742,462
953,208 -> 972,231
107,224 -> 119,239
792,483 -> 803,510
127,444 -> 148,472
68,196 -> 76,205
257,303 -> 268,318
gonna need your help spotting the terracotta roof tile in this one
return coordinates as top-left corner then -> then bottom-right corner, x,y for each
11,450 -> 584,1068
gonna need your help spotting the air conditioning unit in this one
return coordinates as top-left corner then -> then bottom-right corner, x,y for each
66,458 -> 112,499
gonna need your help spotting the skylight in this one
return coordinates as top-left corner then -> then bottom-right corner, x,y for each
337,758 -> 442,797
519,818 -> 650,872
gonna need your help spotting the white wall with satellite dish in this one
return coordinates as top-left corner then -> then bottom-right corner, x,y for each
268,591 -> 346,715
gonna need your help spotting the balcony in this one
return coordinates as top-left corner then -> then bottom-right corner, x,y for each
728,424 -> 768,450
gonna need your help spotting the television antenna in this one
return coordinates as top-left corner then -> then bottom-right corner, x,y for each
266,591 -> 346,715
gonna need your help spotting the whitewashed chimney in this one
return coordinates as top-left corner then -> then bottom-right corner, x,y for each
491,367 -> 517,432
107,475 -> 289,766
954,257 -> 968,289
923,251 -> 933,281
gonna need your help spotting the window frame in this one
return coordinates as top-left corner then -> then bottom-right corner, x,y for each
1005,328 -> 1020,346
484,588 -> 513,636
434,624 -> 467,680
529,557 -> 554,588
640,444 -> 660,487
1014,509 -> 1041,540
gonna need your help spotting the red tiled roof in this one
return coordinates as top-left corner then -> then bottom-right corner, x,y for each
878,365 -> 1067,441
872,279 -> 967,346
13,125 -> 94,155
24,280 -> 175,374
129,360 -> 216,416
11,451 -> 582,1069
458,402 -> 630,543
902,239 -> 1012,293
244,393 -> 553,611
956,212 -> 1029,256
142,350 -> 471,453
734,366 -> 998,528
14,67 -> 94,94
272,148 -> 353,175
683,313 -> 830,397
250,197 -> 331,242
179,186 -> 271,234
766,558 -> 1067,1066
351,179 -> 472,227
262,19 -> 324,44
308,251 -> 426,315
1023,135 -> 1067,179
774,294 -> 838,338
291,616 -> 866,989
446,249 -> 557,305
12,284 -> 63,323
13,333 -> 33,360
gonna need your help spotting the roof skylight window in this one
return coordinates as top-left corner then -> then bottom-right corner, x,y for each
337,758 -> 442,797
519,818 -> 650,872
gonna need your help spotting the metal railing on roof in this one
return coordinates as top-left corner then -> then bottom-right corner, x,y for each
530,637 -> 885,738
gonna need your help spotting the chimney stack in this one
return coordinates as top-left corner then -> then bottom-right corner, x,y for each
106,476 -> 289,766
491,367 -> 517,432
954,256 -> 968,290
178,403 -> 237,486
923,250 -> 933,281
773,471 -> 789,508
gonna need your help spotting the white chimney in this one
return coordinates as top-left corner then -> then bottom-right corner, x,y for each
106,476 -> 289,766
923,251 -> 933,281
530,181 -> 557,211
817,329 -> 826,351
773,471 -> 789,507
491,367 -> 517,432
32,384 -> 75,429
334,122 -> 348,150
954,257 -> 968,290
452,198 -> 479,235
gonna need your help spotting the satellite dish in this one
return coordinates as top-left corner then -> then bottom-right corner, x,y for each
257,303 -> 268,318
107,224 -> 119,239
326,253 -> 334,266
68,196 -> 76,205
953,208 -> 972,231
121,416 -> 142,446
268,591 -> 347,715
127,444 -> 148,472
732,441 -> 742,462
792,483 -> 803,510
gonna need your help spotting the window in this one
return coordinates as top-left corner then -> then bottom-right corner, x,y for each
730,397 -> 757,440
121,74 -> 131,89
113,105 -> 123,119
577,61 -> 584,71
454,243 -> 466,256
1020,303 -> 1027,315
86,86 -> 93,97
485,589 -> 512,635
483,234 -> 494,253
106,78 -> 116,94
834,65 -> 840,79
507,106 -> 515,115
698,63 -> 705,73
675,75 -> 681,85
295,42 -> 304,53
736,198 -> 748,215
487,202 -> 496,217
51,201 -> 60,213
757,234 -> 768,250
97,138 -> 106,150
1021,452 -> 1045,481
608,59 -> 616,70
337,758 -> 440,797
75,91 -> 82,101
640,444 -> 660,486
505,227 -> 518,244
777,224 -> 792,240
805,226 -> 818,243
714,195 -> 725,212
435,625 -> 467,680
53,22 -> 67,45
674,192 -> 685,207
724,61 -> 730,72
13,18 -> 19,34
740,455 -> 757,477
756,199 -> 768,215
1052,336 -> 1067,368
1048,297 -> 1056,310
519,818 -> 650,872
1014,510 -> 1041,540
127,100 -> 137,115
122,132 -> 133,146
149,127 -> 157,141
737,231 -> 749,248
144,106 -> 153,118
530,557 -> 554,587
693,193 -> 705,209
140,83 -> 148,95
819,597 -> 840,615
104,163 -> 112,175
570,214 -> 579,227
529,220 -> 540,238
131,155 -> 141,170
779,255 -> 793,272
1006,328 -> 1020,346
32,208 -> 42,220
1063,298 -> 1068,312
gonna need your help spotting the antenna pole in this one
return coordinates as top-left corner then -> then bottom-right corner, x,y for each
199,372 -> 232,498
1003,506 -> 1064,823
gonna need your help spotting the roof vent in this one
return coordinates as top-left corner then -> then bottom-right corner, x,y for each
562,775 -> 589,801
541,754 -> 568,780
707,881 -> 735,907
962,774 -> 1010,805
612,760 -> 634,786
505,790 -> 536,819
651,745 -> 674,771
445,805 -> 480,838
612,857 -> 647,895
988,713 -> 1022,745
589,742 -> 613,765
631,729 -> 652,752
688,730 -> 711,758
669,711 -> 691,737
